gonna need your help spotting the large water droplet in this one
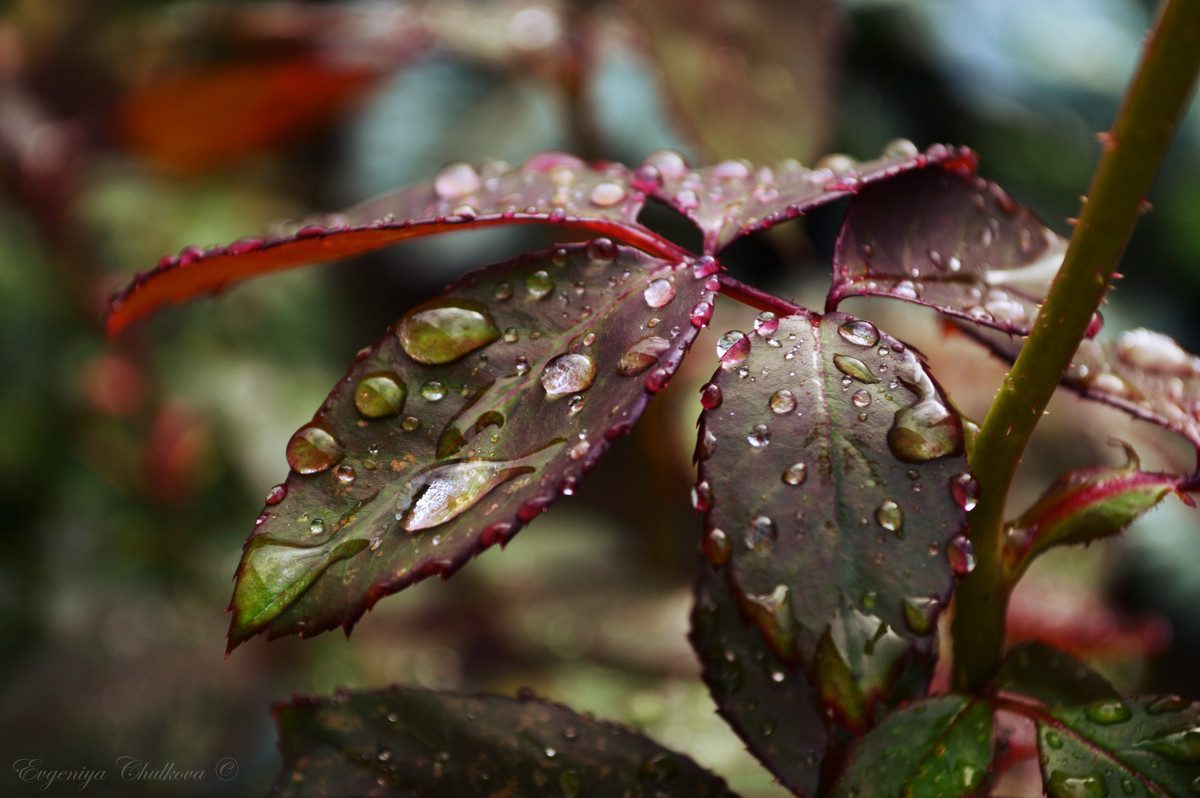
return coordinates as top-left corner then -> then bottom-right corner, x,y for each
769,389 -> 797,414
643,278 -> 676,308
852,389 -> 871,408
717,330 -> 750,367
690,300 -> 714,327
754,312 -> 779,336
287,422 -> 344,474
947,535 -> 976,575
1085,699 -> 1132,725
950,473 -> 980,511
886,363 -> 964,463
396,460 -> 535,531
421,380 -> 447,401
586,237 -> 617,262
882,138 -> 919,160
833,354 -> 878,384
1144,727 -> 1200,763
782,462 -> 807,485
875,499 -> 903,533
837,319 -> 880,347
747,424 -> 771,448
901,596 -> 940,636
526,270 -> 554,300
542,353 -> 596,399
589,182 -> 626,207
434,162 -> 481,199
398,299 -> 501,365
745,515 -> 778,552
265,483 -> 287,505
700,383 -> 723,409
355,372 -> 407,418
1047,772 -> 1107,798
618,336 -> 670,376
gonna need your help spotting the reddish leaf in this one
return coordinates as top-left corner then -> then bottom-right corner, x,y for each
227,242 -> 715,649
117,58 -> 380,174
695,312 -> 971,729
993,641 -> 1120,707
271,685 -> 738,797
690,564 -> 827,796
105,153 -> 685,336
637,142 -> 975,254
829,163 -> 1074,337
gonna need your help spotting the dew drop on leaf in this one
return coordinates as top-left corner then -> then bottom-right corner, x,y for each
947,535 -> 977,575
747,424 -> 771,448
887,365 -> 964,463
1084,699 -> 1132,725
354,372 -> 407,418
691,480 -> 713,512
1147,696 -> 1191,715
334,464 -> 356,485
875,499 -> 903,533
397,299 -> 501,365
643,279 -> 676,308
401,416 -> 421,431
754,311 -> 779,336
950,473 -> 980,512
882,138 -> 919,160
782,462 -> 807,485
702,527 -> 731,566
396,460 -> 536,531
586,236 -> 617,262
541,353 -> 597,399
717,330 -> 749,366
700,382 -> 723,409
526,270 -> 554,300
745,515 -> 778,551
642,149 -> 689,179
494,282 -> 513,301
617,335 -> 670,376
837,319 -> 880,347
589,182 -> 626,207
693,255 -> 719,279
420,380 -> 447,402
434,162 -> 481,200
901,596 -> 940,636
286,422 -> 344,474
833,354 -> 879,384
1047,771 -> 1107,798
852,389 -> 871,408
265,483 -> 287,505
769,389 -> 798,415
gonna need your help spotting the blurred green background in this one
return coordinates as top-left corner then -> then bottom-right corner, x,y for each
1,0 -> 1198,795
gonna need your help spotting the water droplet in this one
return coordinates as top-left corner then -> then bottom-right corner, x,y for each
887,362 -> 964,463
355,372 -> 407,418
541,353 -> 596,399
703,527 -> 731,566
901,596 -> 940,635
745,515 -> 778,551
816,153 -> 856,174
875,499 -> 902,533
717,331 -> 750,366
837,319 -> 880,347
1147,696 -> 1190,715
642,149 -> 689,179
494,281 -> 513,300
1047,771 -> 1108,798
287,423 -> 344,474
1143,726 -> 1200,763
690,480 -> 715,513
618,336 -> 670,376
947,535 -> 976,575
643,278 -> 676,308
738,584 -> 797,661
883,138 -> 919,160
747,424 -> 771,448
782,462 -> 807,485
690,300 -> 714,327
769,389 -> 797,414
589,182 -> 626,207
1117,328 -> 1193,373
402,416 -> 421,431
265,483 -> 287,505
434,162 -> 481,199
398,299 -> 501,365
700,383 -> 723,409
334,464 -> 356,485
692,255 -> 719,279
309,518 -> 326,535
526,270 -> 554,300
673,189 -> 699,210
397,458 -> 541,531
1085,699 -> 1132,725
502,327 -> 518,343
833,354 -> 879,384
950,473 -> 979,511
587,237 -> 617,262
754,312 -> 779,336
852,389 -> 871,408
421,380 -> 447,401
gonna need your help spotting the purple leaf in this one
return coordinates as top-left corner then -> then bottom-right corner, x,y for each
228,241 -> 716,650
270,685 -> 738,797
993,641 -> 1120,707
829,163 -> 1073,337
638,143 -> 976,254
695,312 -> 970,729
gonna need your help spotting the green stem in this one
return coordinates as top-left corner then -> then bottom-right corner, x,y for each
951,0 -> 1200,693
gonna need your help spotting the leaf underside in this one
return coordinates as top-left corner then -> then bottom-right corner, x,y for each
270,686 -> 738,798
228,242 -> 714,649
695,312 -> 970,725
993,640 -> 1120,707
832,695 -> 994,798
690,563 -> 828,797
829,164 -> 1070,337
1030,695 -> 1200,798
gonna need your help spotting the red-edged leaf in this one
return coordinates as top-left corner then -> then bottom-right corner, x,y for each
964,325 -> 1200,463
227,242 -> 716,649
1003,441 -> 1187,584
829,163 -> 1077,337
690,563 -> 828,796
270,685 -> 738,797
993,641 -> 1120,707
695,312 -> 971,731
637,143 -> 975,254
117,57 -> 381,174
104,153 -> 685,336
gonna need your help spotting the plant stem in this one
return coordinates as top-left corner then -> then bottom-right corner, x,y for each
951,0 -> 1200,693
716,275 -> 807,317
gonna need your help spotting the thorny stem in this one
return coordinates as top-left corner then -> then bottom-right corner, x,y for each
716,274 -> 808,317
951,0 -> 1200,693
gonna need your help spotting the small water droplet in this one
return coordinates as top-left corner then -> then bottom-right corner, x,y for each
947,535 -> 976,575
717,330 -> 749,366
901,596 -> 940,635
541,353 -> 597,399
875,499 -> 902,533
586,237 -> 617,262
434,162 -> 481,199
355,372 -> 407,418
1085,699 -> 1132,725
950,473 -> 979,511
700,383 -> 723,409
643,278 -> 676,308
837,319 -> 880,347
334,464 -> 356,485
502,327 -> 518,343
782,462 -> 807,485
1147,696 -> 1191,715
309,518 -> 326,535
754,312 -> 779,336
745,515 -> 778,551
589,182 -> 626,207
618,336 -> 670,376
852,389 -> 871,408
398,299 -> 501,365
1047,771 -> 1107,798
703,527 -> 731,566
747,424 -> 771,448
402,416 -> 421,431
769,389 -> 797,414
882,138 -> 919,160
526,270 -> 554,300
421,380 -> 447,401
691,480 -> 713,512
265,484 -> 287,505
692,255 -> 719,279
287,423 -> 344,474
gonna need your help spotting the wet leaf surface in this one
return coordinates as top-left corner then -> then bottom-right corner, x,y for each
228,242 -> 714,649
994,641 -> 1120,707
1023,695 -> 1200,798
690,562 -> 827,797
964,325 -> 1200,458
640,143 -> 974,254
831,695 -> 994,798
105,152 -> 683,336
1003,442 -> 1185,584
829,163 -> 1069,336
270,685 -> 738,797
695,312 -> 970,728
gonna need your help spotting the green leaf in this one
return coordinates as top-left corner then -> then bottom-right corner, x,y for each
1002,441 -> 1184,584
641,144 -> 974,254
1026,695 -> 1200,798
690,562 -> 828,797
829,162 -> 1075,338
228,242 -> 716,649
832,695 -> 994,798
993,641 -> 1120,707
270,686 -> 738,798
696,312 -> 971,730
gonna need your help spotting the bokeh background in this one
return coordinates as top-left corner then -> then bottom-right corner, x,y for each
2,0 -> 1199,795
